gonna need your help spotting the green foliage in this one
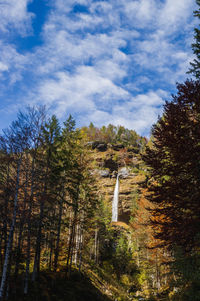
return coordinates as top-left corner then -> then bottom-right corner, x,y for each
143,80 -> 200,251
98,228 -> 139,282
169,248 -> 200,301
0,106 -> 170,300
81,123 -> 147,149
143,80 -> 200,298
7,270 -> 113,301
188,1 -> 200,78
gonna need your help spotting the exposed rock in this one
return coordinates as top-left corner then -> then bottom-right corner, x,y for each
120,191 -> 131,195
92,141 -> 107,151
88,142 -> 145,225
103,158 -> 118,172
97,169 -> 110,177
96,143 -> 107,152
112,144 -> 124,151
103,183 -> 113,187
90,169 -> 110,178
85,141 -> 94,147
92,141 -> 100,149
118,212 -> 130,224
111,221 -> 130,230
96,157 -> 103,161
111,171 -> 117,178
89,169 -> 99,176
118,167 -> 129,178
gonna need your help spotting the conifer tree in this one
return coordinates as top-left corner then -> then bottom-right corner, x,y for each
142,80 -> 200,298
0,112 -> 32,300
32,115 -> 61,280
143,80 -> 200,251
188,0 -> 200,77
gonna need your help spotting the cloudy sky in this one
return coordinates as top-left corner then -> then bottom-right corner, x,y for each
0,0 -> 197,136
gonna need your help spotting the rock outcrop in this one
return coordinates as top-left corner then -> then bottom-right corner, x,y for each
111,144 -> 124,151
103,157 -> 118,172
87,142 -> 145,224
118,167 -> 129,178
91,141 -> 107,152
90,169 -> 110,178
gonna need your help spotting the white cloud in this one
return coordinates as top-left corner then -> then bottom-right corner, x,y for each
0,41 -> 28,83
159,0 -> 194,33
124,0 -> 157,28
27,0 -> 196,135
0,0 -> 197,136
0,0 -> 33,34
108,90 -> 165,134
79,92 -> 164,136
35,66 -> 165,135
36,66 -> 129,114
53,0 -> 91,13
0,62 -> 8,72
0,1 -> 33,84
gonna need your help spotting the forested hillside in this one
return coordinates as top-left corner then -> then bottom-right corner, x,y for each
1,1 -> 200,301
0,110 -> 153,301
1,103 -> 199,301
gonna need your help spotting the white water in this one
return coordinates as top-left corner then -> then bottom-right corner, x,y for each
112,175 -> 119,222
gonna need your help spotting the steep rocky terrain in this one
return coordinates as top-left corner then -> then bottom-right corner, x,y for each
87,141 -> 146,224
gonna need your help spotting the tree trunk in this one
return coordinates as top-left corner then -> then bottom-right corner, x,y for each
2,162 -> 10,266
74,223 -> 79,266
24,154 -> 36,294
32,159 -> 49,281
32,196 -> 44,281
66,209 -> 77,276
78,226 -> 83,272
15,154 -> 28,278
54,197 -> 63,271
49,234 -> 53,271
0,155 -> 22,300
48,206 -> 56,272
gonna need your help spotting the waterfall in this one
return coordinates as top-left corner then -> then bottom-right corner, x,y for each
112,175 -> 119,222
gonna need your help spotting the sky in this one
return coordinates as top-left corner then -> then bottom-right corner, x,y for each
0,0 -> 197,137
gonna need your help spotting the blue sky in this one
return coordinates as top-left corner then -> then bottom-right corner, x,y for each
0,0 -> 197,136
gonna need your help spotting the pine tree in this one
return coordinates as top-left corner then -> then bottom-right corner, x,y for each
143,80 -> 200,251
32,115 -> 61,281
142,80 -> 200,297
188,0 -> 200,77
0,112 -> 32,300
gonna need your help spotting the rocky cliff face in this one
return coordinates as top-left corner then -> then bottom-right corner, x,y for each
87,142 -> 146,224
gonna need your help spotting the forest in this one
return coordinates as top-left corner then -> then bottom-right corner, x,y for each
1,1 -> 200,301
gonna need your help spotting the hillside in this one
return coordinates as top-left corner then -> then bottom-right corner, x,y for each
87,140 -> 146,224
0,113 -> 170,301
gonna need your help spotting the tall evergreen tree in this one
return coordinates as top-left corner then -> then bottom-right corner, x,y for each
188,0 -> 200,77
143,80 -> 200,251
32,115 -> 61,280
143,80 -> 200,299
0,112 -> 33,300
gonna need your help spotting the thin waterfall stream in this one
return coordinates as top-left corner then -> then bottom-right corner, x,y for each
112,174 -> 119,222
